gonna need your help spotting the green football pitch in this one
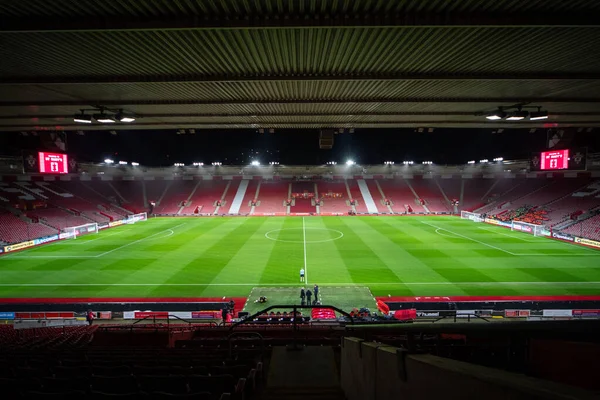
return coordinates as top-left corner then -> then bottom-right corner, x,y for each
1,216 -> 599,300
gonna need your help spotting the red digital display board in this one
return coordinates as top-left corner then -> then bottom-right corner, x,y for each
38,152 -> 69,174
540,149 -> 569,170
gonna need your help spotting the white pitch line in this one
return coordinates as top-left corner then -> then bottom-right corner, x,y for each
477,226 -> 538,242
302,216 -> 308,285
93,223 -> 185,258
421,220 -> 517,255
1,282 -> 599,287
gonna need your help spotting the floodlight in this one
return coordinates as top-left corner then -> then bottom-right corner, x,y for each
74,112 -> 92,124
529,110 -> 548,120
467,160 -> 476,164
104,159 -> 114,164
131,162 -> 139,166
116,110 -> 136,123
251,160 -> 260,166
506,110 -> 528,121
493,157 -> 504,162
480,159 -> 489,163
118,161 -> 128,165
346,160 -> 355,166
94,113 -> 116,123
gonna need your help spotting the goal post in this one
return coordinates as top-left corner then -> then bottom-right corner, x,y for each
62,223 -> 99,239
511,221 -> 545,237
460,211 -> 484,222
126,212 -> 147,224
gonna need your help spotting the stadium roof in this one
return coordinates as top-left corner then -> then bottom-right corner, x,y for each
1,0 -> 600,132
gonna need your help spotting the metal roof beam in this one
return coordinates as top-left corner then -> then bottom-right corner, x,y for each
1,14 -> 600,32
2,111 -> 600,120
1,98 -> 600,107
2,73 -> 600,85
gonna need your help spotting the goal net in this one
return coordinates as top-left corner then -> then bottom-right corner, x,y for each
511,221 -> 544,237
460,211 -> 484,222
62,223 -> 98,239
126,212 -> 147,224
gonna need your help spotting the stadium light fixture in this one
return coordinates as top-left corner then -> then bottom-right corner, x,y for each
506,108 -> 528,121
193,162 -> 204,166
94,113 -> 116,123
174,163 -> 185,167
212,162 -> 222,166
467,160 -> 476,164
251,160 -> 260,166
529,108 -> 548,121
116,110 -> 136,123
403,161 -> 414,165
493,157 -> 504,162
73,111 -> 92,124
486,109 -> 506,120
131,162 -> 139,166
346,160 -> 355,166
384,161 -> 394,165
422,161 -> 433,165
480,159 -> 489,163
104,159 -> 114,164
118,161 -> 128,165
269,161 -> 279,165
326,161 -> 337,165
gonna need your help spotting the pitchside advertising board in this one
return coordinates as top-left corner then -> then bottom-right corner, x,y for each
530,148 -> 587,171
22,151 -> 78,174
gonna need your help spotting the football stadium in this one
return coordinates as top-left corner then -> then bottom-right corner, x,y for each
1,2 -> 600,399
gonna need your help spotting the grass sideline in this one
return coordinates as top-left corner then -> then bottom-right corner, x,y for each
0,216 -> 599,300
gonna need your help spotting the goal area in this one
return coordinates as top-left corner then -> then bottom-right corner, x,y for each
62,223 -> 98,239
460,211 -> 483,222
126,212 -> 148,224
511,221 -> 545,237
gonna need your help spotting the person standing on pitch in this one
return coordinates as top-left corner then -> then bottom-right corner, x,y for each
300,268 -> 305,282
300,288 -> 306,306
306,288 -> 312,306
313,284 -> 319,305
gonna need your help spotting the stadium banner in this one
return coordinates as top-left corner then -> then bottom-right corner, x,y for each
484,218 -> 512,228
109,220 -> 125,228
552,232 -> 575,242
456,310 -> 477,318
98,223 -> 110,230
572,310 -> 600,317
540,229 -> 551,237
0,312 -> 15,320
416,311 -> 440,318
4,240 -> 35,253
98,312 -> 112,319
168,312 -> 192,319
512,223 -> 532,233
505,310 -> 531,318
59,232 -> 76,239
33,235 -> 59,246
192,311 -> 221,319
133,311 -> 169,319
574,237 -> 600,249
542,309 -> 573,317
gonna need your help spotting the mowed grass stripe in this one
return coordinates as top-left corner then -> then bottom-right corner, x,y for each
321,217 -> 408,285
303,217 -> 354,285
260,217 -> 304,284
365,217 -> 471,287
159,218 -> 268,286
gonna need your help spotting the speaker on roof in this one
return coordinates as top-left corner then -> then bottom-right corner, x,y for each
319,129 -> 335,149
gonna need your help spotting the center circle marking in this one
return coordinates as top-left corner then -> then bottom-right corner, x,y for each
264,227 -> 344,243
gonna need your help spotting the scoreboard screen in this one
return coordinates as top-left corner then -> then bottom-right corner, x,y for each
531,148 -> 587,171
38,152 -> 69,174
540,149 -> 569,170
